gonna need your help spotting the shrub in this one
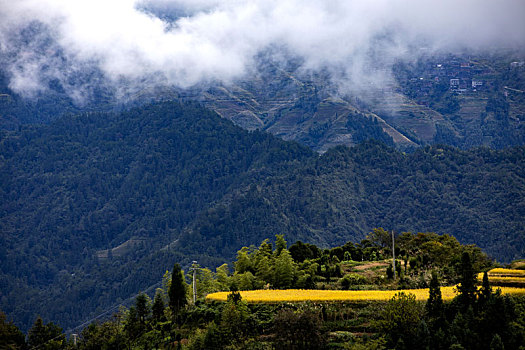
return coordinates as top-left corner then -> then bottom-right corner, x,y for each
340,274 -> 368,289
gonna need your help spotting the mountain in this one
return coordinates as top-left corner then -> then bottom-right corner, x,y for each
1,52 -> 524,152
191,51 -> 525,151
1,101 -> 524,331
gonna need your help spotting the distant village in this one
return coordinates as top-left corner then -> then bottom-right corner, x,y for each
403,56 -> 524,95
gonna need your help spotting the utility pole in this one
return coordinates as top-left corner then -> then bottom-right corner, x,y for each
392,230 -> 396,280
191,261 -> 198,304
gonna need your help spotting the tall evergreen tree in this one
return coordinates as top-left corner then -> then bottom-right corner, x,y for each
257,239 -> 273,258
426,271 -> 443,319
27,317 -> 65,349
234,247 -> 253,274
124,306 -> 142,345
135,293 -> 150,326
478,271 -> 492,306
152,291 -> 165,322
274,234 -> 287,257
457,252 -> 477,309
169,263 -> 188,314
0,312 -> 26,350
273,249 -> 296,288
216,264 -> 230,290
220,292 -> 251,344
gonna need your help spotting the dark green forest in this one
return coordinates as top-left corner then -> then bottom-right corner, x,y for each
1,101 -> 524,332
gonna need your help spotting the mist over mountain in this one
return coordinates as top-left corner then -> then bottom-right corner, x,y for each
1,1 -> 524,151
1,0 -> 524,98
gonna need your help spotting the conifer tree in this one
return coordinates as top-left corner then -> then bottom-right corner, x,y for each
135,293 -> 150,325
457,252 -> 477,309
257,239 -> 273,258
124,306 -> 142,345
216,263 -> 230,290
235,247 -> 253,274
478,271 -> 492,306
273,249 -> 296,288
152,291 -> 165,322
426,271 -> 443,319
0,312 -> 26,350
274,234 -> 287,257
169,263 -> 187,314
27,317 -> 65,349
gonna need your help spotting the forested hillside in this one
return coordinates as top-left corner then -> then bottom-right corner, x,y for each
1,101 -> 524,331
179,142 -> 525,262
0,101 -> 312,330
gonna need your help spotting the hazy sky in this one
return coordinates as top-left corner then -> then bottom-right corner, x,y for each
1,0 -> 524,99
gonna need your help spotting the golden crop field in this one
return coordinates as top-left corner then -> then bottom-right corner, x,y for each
478,268 -> 525,286
487,268 -> 525,276
478,274 -> 525,284
207,267 -> 525,304
206,286 -> 525,303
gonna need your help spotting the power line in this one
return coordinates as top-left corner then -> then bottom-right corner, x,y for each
65,280 -> 162,334
30,280 -> 162,349
29,259 -> 198,348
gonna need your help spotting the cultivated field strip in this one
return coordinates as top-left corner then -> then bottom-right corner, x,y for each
478,268 -> 525,286
206,286 -> 525,303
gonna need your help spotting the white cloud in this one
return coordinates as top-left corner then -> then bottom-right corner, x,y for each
1,0 -> 524,98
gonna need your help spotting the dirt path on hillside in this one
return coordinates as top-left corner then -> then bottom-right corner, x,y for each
353,262 -> 389,270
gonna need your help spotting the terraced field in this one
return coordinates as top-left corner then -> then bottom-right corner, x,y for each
206,285 -> 525,303
479,268 -> 525,287
207,267 -> 525,303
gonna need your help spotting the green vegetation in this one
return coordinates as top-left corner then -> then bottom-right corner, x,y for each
2,235 -> 524,349
192,231 -> 492,293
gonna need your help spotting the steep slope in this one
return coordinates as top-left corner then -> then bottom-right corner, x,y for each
192,52 -> 525,151
2,52 -> 524,152
190,65 -> 417,152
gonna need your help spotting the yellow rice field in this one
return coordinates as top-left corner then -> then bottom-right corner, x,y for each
486,268 -> 525,276
478,275 -> 525,284
206,286 -> 525,303
478,268 -> 525,285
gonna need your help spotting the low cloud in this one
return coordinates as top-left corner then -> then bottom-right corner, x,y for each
1,0 -> 524,100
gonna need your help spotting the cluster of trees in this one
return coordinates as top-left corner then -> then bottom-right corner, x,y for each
0,101 -> 313,330
2,248 -> 524,350
364,229 -> 492,285
380,253 -> 524,350
186,230 -> 492,297
180,141 -> 525,267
